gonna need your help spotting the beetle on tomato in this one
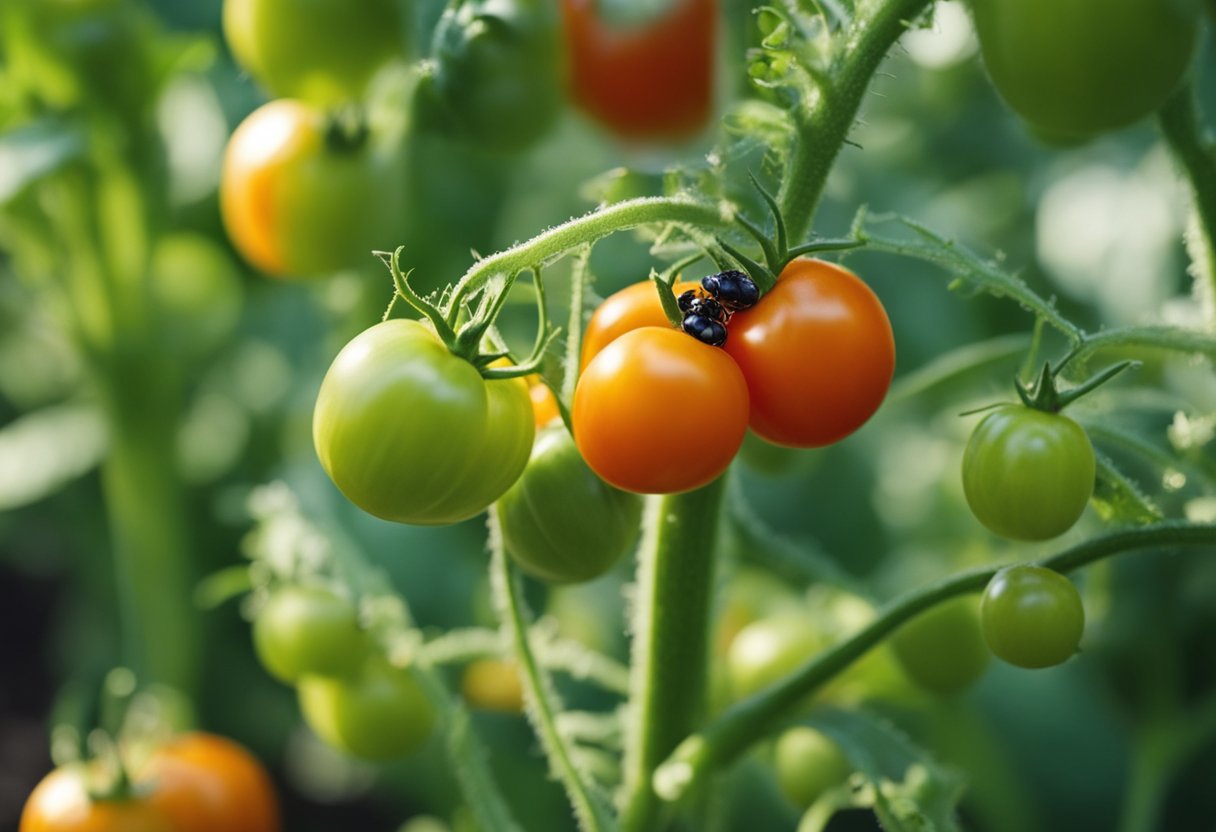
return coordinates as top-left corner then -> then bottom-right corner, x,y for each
579,279 -> 698,370
497,424 -> 643,583
220,99 -> 405,279
723,259 -> 895,448
313,319 -> 534,525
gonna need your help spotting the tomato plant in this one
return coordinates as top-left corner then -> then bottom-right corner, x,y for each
773,726 -> 852,808
222,0 -> 405,105
497,424 -> 643,582
573,326 -> 749,494
723,259 -> 895,448
579,279 -> 698,369
220,99 -> 405,278
962,405 -> 1095,541
20,767 -> 174,832
430,0 -> 563,154
966,0 -> 1199,136
561,0 -> 716,139
253,585 -> 367,684
313,319 -> 534,525
890,596 -> 990,695
298,660 -> 436,760
980,566 -> 1085,669
142,733 -> 280,832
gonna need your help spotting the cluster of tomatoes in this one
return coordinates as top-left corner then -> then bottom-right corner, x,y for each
252,584 -> 435,761
574,258 -> 897,495
21,732 -> 279,832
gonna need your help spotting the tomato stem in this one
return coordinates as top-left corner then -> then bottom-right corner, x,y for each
652,520 -> 1216,804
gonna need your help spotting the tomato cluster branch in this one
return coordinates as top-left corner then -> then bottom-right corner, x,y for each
652,521 -> 1216,804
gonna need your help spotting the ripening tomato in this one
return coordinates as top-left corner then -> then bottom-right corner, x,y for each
313,319 -> 534,525
980,566 -> 1085,669
723,259 -> 894,448
573,327 -> 749,494
253,585 -> 368,684
497,424 -> 643,582
962,405 -> 1095,541
20,767 -> 174,832
298,660 -> 435,760
142,733 -> 280,832
579,279 -> 698,370
220,99 -> 405,278
967,0 -> 1199,135
561,0 -> 716,139
222,0 -> 405,105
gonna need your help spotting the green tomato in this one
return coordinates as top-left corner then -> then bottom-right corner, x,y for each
298,660 -> 435,760
223,0 -> 405,106
149,233 -> 243,360
313,319 -> 534,525
496,425 -> 642,583
253,585 -> 367,683
962,405 -> 1095,541
221,99 -> 406,279
727,610 -> 826,701
430,0 -> 563,154
773,726 -> 851,808
967,0 -> 1199,135
981,565 -> 1085,669
891,596 -> 990,695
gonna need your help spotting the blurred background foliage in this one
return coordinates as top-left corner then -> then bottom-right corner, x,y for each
1,0 -> 1214,830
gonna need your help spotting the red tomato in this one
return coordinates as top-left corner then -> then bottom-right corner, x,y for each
142,733 -> 280,832
561,0 -> 716,140
580,279 -> 697,370
573,326 -> 749,493
723,259 -> 894,448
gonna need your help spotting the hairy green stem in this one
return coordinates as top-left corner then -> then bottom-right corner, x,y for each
620,479 -> 726,832
780,0 -> 934,242
1158,83 -> 1216,324
653,521 -> 1216,802
450,198 -> 731,301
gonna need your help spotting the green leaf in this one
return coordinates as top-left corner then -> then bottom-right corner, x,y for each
804,708 -> 966,832
1090,450 -> 1164,524
0,120 -> 86,204
0,402 -> 105,510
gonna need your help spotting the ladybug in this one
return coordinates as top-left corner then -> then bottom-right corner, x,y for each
701,270 -> 759,311
682,313 -> 728,347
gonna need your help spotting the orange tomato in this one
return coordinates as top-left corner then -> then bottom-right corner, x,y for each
142,733 -> 280,832
528,377 -> 561,427
579,280 -> 696,370
723,259 -> 894,448
220,99 -> 403,278
20,767 -> 174,832
573,327 -> 749,494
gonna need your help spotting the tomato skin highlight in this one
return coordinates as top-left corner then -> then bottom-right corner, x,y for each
980,566 -> 1085,669
20,767 -> 175,832
573,327 -> 749,494
313,319 -> 534,526
561,0 -> 717,139
298,660 -> 435,760
966,0 -> 1199,135
962,405 -> 1095,541
497,424 -> 643,583
222,0 -> 404,105
580,280 -> 697,370
142,733 -> 280,832
253,585 -> 368,684
220,100 -> 405,279
723,259 -> 895,448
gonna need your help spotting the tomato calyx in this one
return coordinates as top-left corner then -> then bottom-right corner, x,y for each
379,247 -> 560,380
1014,357 -> 1138,414
321,106 -> 370,154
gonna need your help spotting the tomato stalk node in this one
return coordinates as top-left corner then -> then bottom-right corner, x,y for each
1015,358 -> 1138,413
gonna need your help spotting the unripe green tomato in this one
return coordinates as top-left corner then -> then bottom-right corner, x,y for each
962,406 -> 1095,541
431,0 -> 563,154
299,660 -> 435,760
253,586 -> 367,684
313,319 -> 534,525
773,726 -> 851,808
150,233 -> 243,360
967,0 -> 1199,135
891,596 -> 990,695
496,425 -> 642,583
223,0 -> 405,106
980,566 -> 1085,669
727,610 -> 826,701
